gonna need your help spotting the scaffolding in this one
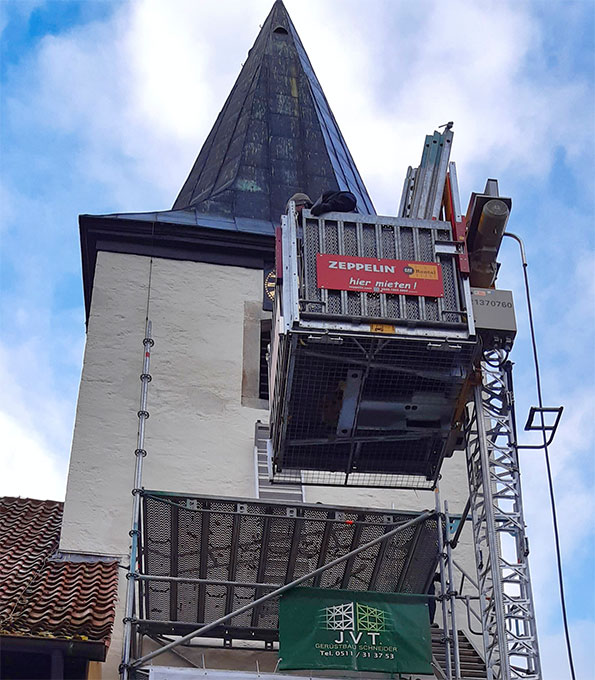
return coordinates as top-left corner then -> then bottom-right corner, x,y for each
117,339 -> 540,679
121,485 -> 482,679
119,126 -> 550,680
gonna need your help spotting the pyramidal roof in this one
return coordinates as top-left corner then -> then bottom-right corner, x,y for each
173,0 -> 375,220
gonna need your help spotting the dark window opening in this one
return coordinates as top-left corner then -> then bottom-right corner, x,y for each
1,650 -> 88,679
259,319 -> 272,400
273,25 -> 288,35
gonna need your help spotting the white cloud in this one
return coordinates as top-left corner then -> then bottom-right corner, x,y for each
0,325 -> 82,506
9,1 -> 280,210
9,0 -> 591,215
0,411 -> 66,501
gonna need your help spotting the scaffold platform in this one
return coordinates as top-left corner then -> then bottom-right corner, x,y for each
137,491 -> 439,642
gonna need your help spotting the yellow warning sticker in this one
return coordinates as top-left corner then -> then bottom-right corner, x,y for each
370,323 -> 395,334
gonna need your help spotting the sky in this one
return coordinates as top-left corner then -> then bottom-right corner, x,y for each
0,1 -> 594,678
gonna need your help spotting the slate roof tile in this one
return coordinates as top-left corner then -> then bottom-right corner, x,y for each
172,0 -> 375,221
0,497 -> 119,650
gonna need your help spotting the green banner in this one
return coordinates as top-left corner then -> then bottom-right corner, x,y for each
279,587 -> 432,674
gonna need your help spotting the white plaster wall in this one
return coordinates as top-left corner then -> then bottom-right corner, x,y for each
61,249 -> 479,676
61,252 -> 266,557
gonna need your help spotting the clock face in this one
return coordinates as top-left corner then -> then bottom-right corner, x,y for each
265,269 -> 277,302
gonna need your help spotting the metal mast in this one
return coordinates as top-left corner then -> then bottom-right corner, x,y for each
413,133 -> 542,676
466,350 -> 541,680
121,322 -> 153,680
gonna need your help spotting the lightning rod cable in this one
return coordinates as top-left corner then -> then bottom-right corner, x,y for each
504,232 -> 576,680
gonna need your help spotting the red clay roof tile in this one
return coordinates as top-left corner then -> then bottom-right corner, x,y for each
0,497 -> 119,650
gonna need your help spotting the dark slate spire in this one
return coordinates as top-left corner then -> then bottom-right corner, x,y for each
173,0 -> 375,221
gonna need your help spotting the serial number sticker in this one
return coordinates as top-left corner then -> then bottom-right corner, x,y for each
472,299 -> 513,308
370,323 -> 395,334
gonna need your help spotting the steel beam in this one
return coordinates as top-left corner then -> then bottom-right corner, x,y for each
136,574 -> 282,589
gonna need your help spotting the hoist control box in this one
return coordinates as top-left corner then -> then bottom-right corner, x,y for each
471,288 -> 516,351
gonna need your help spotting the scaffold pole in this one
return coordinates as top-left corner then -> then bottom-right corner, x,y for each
121,321 -> 153,680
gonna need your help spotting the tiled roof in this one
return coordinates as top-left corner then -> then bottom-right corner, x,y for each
0,497 -> 119,651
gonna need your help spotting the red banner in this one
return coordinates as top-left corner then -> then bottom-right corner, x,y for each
316,254 -> 444,298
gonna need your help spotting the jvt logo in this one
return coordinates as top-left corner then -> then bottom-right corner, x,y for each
319,602 -> 392,644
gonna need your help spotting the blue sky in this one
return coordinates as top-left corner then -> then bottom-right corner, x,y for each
1,1 -> 593,678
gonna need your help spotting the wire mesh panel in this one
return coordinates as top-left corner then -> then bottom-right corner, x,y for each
269,333 -> 478,489
301,213 -> 462,326
270,207 -> 477,488
139,493 -> 439,641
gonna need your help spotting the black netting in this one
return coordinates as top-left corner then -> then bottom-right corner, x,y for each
140,494 -> 439,639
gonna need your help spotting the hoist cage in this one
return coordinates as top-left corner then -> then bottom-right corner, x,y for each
268,207 -> 479,489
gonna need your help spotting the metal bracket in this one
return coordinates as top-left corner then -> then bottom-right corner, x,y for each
519,406 -> 563,449
427,341 -> 462,351
434,242 -> 462,255
336,369 -> 364,438
298,299 -> 326,309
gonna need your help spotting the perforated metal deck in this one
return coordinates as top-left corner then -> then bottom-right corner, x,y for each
139,492 -> 439,642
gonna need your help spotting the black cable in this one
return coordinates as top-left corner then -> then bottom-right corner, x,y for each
144,221 -> 156,325
484,348 -> 510,368
506,233 -> 576,680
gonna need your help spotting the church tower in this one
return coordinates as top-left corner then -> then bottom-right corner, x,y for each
61,3 -> 495,677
